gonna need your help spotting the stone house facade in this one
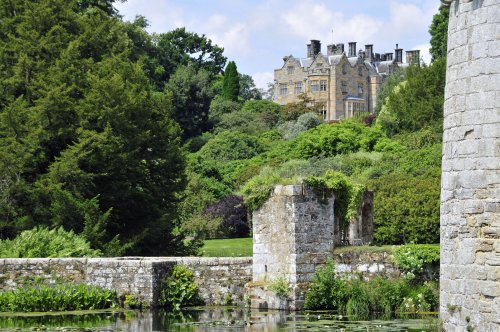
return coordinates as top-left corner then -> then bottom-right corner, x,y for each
274,40 -> 420,121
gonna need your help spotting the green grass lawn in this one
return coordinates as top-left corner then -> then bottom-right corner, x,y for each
201,238 -> 439,257
201,237 -> 253,257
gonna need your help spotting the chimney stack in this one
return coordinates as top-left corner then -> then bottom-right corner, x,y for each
327,44 -> 335,56
308,40 -> 321,58
365,44 -> 374,63
385,52 -> 393,61
394,44 -> 403,64
406,50 -> 420,65
336,43 -> 345,55
348,42 -> 357,57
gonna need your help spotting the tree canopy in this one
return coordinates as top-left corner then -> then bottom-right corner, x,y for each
429,5 -> 450,61
221,61 -> 240,102
0,0 -> 188,256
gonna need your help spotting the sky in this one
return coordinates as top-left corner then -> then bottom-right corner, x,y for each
115,0 -> 439,89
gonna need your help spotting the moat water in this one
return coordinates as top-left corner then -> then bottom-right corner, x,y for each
0,307 -> 439,331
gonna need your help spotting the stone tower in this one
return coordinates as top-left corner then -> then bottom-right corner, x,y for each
440,0 -> 500,330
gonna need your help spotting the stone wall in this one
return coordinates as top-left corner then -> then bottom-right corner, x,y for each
0,257 -> 252,307
333,251 -> 400,280
250,184 -> 335,310
440,0 -> 500,330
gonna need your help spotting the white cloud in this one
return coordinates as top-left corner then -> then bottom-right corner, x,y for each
252,72 -> 274,90
282,1 -> 382,47
114,0 -> 185,32
206,20 -> 252,57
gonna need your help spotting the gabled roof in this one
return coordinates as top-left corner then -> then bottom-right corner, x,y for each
328,54 -> 343,65
374,60 -> 394,74
347,57 -> 359,66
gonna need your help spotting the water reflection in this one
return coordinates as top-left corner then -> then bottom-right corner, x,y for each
0,307 -> 438,331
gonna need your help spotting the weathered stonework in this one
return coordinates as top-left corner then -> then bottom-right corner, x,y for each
440,0 -> 500,330
249,184 -> 335,310
0,257 -> 252,307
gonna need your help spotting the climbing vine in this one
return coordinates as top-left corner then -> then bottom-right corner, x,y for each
304,171 -> 365,237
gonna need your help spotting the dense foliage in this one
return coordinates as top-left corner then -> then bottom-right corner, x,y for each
0,0 -> 219,256
0,284 -> 117,312
221,61 -> 240,101
429,5 -> 450,61
376,59 -> 446,137
304,262 -> 439,318
159,265 -> 201,310
0,227 -> 101,258
368,171 -> 441,244
204,195 -> 249,238
0,2 -> 447,255
393,244 -> 440,280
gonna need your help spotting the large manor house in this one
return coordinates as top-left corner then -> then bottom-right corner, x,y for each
274,40 -> 420,121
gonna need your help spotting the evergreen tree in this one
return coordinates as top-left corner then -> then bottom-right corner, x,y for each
166,65 -> 214,140
221,61 -> 240,101
0,0 -> 188,255
429,5 -> 450,61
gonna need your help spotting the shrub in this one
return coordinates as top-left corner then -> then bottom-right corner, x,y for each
203,195 -> 249,238
304,264 -> 439,317
268,277 -> 289,298
159,265 -> 201,310
304,262 -> 347,310
0,226 -> 101,258
0,284 -> 117,312
180,213 -> 223,240
393,244 -> 440,280
277,112 -> 322,140
368,172 -> 440,244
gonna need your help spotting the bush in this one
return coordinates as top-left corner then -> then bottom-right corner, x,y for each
0,284 -> 117,312
393,244 -> 440,280
159,265 -> 201,310
203,195 -> 249,238
277,112 -> 322,140
304,261 -> 347,310
304,263 -> 439,317
0,226 -> 101,258
368,172 -> 440,245
289,120 -> 385,159
268,277 -> 289,298
180,213 -> 223,239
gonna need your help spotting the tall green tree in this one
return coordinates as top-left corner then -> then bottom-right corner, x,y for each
221,61 -> 240,101
154,28 -> 226,85
166,65 -> 215,140
0,0 -> 188,255
429,5 -> 449,61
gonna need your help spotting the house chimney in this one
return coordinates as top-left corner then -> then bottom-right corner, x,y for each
365,44 -> 374,63
394,44 -> 403,64
385,52 -> 393,61
406,50 -> 420,65
307,43 -> 312,58
348,42 -> 357,57
327,44 -> 336,56
336,43 -> 345,55
375,53 -> 381,61
310,40 -> 321,57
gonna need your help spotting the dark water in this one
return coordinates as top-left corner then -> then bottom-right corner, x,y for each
0,308 -> 440,331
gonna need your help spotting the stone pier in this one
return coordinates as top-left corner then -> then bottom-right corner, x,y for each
247,184 -> 335,310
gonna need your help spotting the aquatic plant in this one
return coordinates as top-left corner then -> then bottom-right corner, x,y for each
0,283 -> 117,312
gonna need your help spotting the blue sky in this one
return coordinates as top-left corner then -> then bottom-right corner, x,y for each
115,0 -> 439,89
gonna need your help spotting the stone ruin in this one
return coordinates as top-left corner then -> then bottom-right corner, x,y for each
440,0 -> 500,330
247,184 -> 373,310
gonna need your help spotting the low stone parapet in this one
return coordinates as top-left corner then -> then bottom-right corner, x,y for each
0,257 -> 252,307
